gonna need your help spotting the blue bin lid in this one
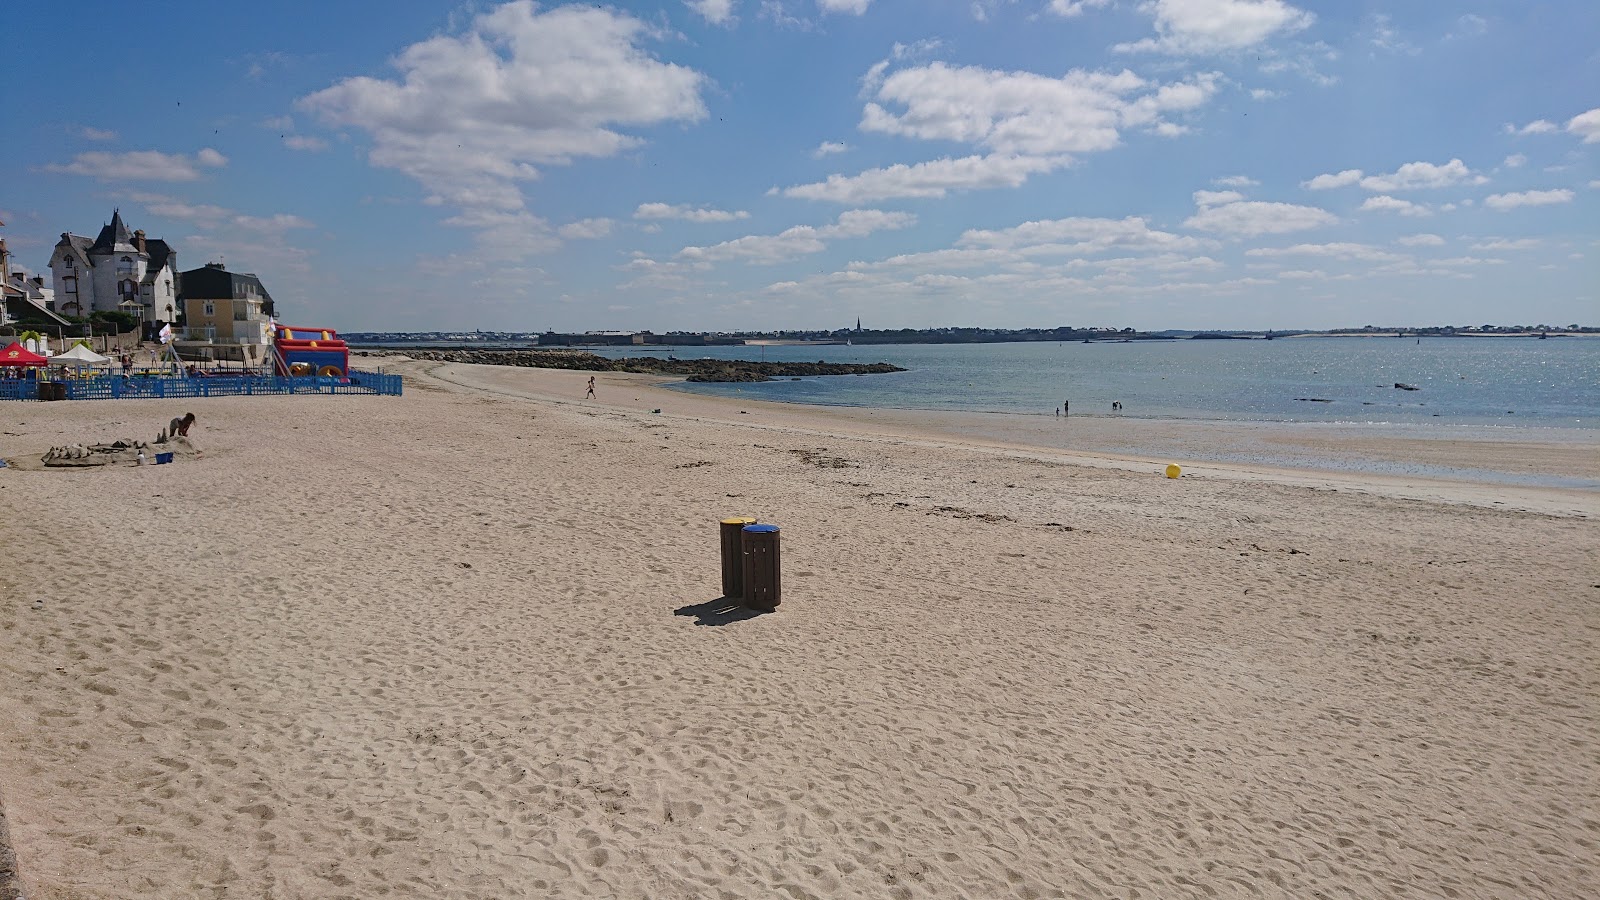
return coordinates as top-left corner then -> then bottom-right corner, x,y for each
743,523 -> 779,533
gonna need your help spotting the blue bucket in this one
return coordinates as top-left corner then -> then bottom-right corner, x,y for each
155,452 -> 174,465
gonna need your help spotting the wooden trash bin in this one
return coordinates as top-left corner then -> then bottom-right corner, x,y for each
39,382 -> 67,401
741,524 -> 781,611
719,516 -> 757,599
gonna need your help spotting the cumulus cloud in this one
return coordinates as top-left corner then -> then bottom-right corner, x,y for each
812,141 -> 850,158
1483,189 -> 1574,210
1568,107 -> 1600,143
1184,200 -> 1336,236
1360,195 -> 1431,217
77,126 -> 117,141
677,209 -> 915,264
42,148 -> 227,182
1396,233 -> 1444,247
1114,0 -> 1315,56
857,62 -> 1220,157
779,154 -> 1066,203
1504,119 -> 1557,136
634,203 -> 750,222
558,218 -> 614,239
687,0 -> 736,25
817,0 -> 871,14
1046,0 -> 1111,17
1471,237 -> 1539,251
1302,168 -> 1362,190
284,135 -> 329,152
1502,153 -> 1527,168
1304,159 -> 1485,192
1244,242 -> 1403,261
1213,174 -> 1259,187
299,1 -> 706,248
1193,189 -> 1245,207
955,216 -> 1205,255
1359,159 -> 1484,191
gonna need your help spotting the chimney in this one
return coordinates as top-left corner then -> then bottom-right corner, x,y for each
134,229 -> 147,254
0,237 -> 9,283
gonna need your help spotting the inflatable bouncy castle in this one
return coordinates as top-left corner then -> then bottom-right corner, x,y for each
273,325 -> 349,378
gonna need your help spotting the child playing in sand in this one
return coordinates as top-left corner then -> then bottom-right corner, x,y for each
585,376 -> 596,399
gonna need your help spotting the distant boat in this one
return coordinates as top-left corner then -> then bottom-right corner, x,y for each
845,338 -> 852,345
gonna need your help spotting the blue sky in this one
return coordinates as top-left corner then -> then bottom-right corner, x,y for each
5,0 -> 1597,333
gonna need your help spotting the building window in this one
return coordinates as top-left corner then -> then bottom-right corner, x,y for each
63,257 -> 74,269
63,276 -> 77,294
204,302 -> 215,316
118,256 -> 134,276
119,280 -> 137,301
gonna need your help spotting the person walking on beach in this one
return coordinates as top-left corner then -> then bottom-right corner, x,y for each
1063,400 -> 1069,418
585,376 -> 596,399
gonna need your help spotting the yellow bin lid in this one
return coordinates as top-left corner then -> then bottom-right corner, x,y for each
721,516 -> 757,525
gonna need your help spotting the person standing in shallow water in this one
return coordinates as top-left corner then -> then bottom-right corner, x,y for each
585,376 -> 596,399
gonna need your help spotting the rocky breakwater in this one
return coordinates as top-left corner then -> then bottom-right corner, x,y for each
372,349 -> 904,382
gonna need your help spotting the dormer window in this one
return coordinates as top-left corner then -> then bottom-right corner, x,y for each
63,257 -> 74,269
118,256 -> 134,275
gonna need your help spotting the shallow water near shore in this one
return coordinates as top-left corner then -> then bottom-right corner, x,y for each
570,336 -> 1597,424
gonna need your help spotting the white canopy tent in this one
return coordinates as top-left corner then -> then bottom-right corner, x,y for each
51,344 -> 112,370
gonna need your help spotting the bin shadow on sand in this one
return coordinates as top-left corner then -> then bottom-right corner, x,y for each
673,597 -> 769,627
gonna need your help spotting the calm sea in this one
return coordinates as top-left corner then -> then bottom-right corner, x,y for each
583,337 -> 1598,430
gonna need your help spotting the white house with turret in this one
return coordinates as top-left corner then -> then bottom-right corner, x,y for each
48,210 -> 178,326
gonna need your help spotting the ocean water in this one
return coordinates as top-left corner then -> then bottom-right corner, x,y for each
587,337 -> 1598,430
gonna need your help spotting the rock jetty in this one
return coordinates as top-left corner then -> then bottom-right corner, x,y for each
367,349 -> 904,382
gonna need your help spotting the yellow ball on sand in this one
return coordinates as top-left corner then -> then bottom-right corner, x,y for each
1165,464 -> 1181,479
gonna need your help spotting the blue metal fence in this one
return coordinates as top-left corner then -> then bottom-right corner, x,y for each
0,370 -> 402,401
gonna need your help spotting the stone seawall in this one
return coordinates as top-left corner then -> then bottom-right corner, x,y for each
368,349 -> 904,383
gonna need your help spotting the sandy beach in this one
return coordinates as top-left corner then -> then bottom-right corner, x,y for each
1,359 -> 1595,899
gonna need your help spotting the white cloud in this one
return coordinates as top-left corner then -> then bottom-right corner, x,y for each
1115,0 -> 1315,56
687,0 -> 736,25
1450,14 -> 1487,38
1470,238 -> 1539,251
1193,189 -> 1244,207
77,126 -> 117,141
1249,88 -> 1283,100
1567,108 -> 1600,144
1184,200 -> 1336,236
1359,159 -> 1484,192
817,0 -> 870,14
42,148 -> 227,182
955,216 -> 1204,254
812,141 -> 850,158
1483,189 -> 1574,210
779,154 -> 1066,203
558,218 -> 614,240
1504,119 -> 1557,136
1245,242 -> 1404,261
1396,233 -> 1444,247
634,203 -> 750,222
1360,195 -> 1431,217
1046,0 -> 1111,17
284,135 -> 329,152
1302,168 -> 1362,190
1367,13 -> 1416,55
1590,179 -> 1600,189
127,192 -> 234,226
677,209 -> 915,264
232,213 -> 316,233
856,61 -> 1220,159
1213,175 -> 1258,187
300,2 -> 706,248
1502,153 -> 1527,169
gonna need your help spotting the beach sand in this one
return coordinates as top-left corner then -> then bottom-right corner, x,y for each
0,360 -> 1595,899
